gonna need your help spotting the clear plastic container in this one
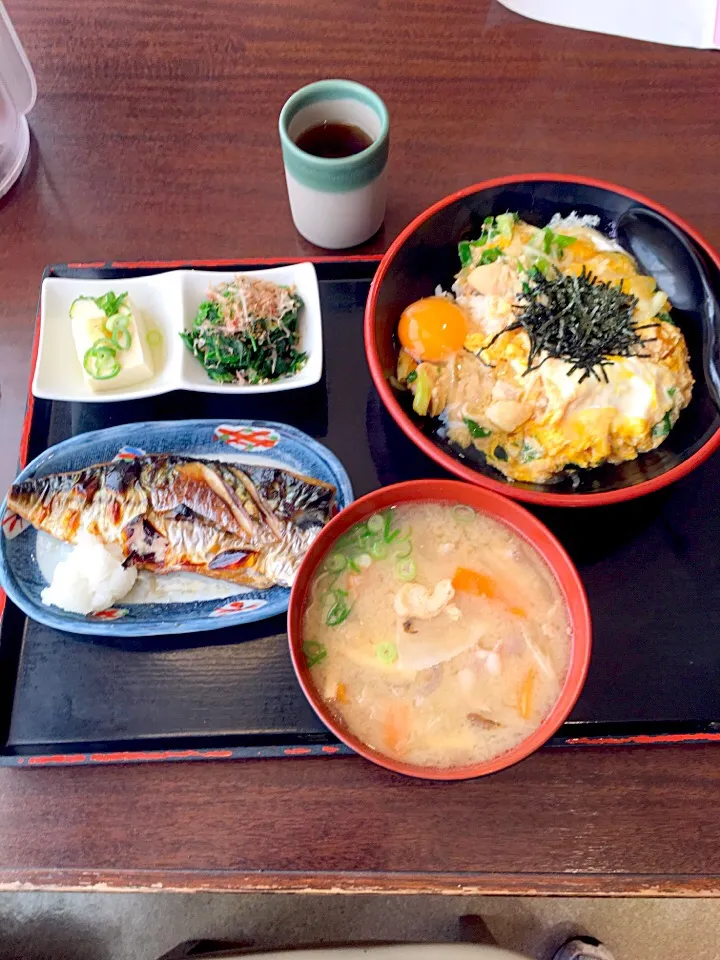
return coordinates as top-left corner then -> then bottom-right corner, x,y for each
0,1 -> 36,198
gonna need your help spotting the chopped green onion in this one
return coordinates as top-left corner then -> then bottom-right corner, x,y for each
375,642 -> 398,665
657,311 -> 676,326
458,241 -> 473,268
479,246 -> 502,266
452,504 -> 475,524
392,542 -> 413,560
370,539 -> 388,560
542,228 -> 555,255
412,365 -> 433,417
483,216 -> 495,228
495,213 -> 514,239
463,417 -> 491,439
146,329 -> 162,348
356,553 -> 372,570
406,369 -> 417,384
303,641 -> 327,668
519,440 -> 539,464
553,234 -> 576,256
325,553 -> 346,574
652,412 -> 672,438
83,343 -> 120,381
668,387 -> 677,398
326,589 -> 352,626
94,291 -> 128,317
367,514 -> 385,535
533,257 -> 551,277
395,558 -> 416,581
382,512 -> 396,542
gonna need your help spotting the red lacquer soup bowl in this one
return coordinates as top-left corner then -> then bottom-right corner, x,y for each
288,479 -> 592,780
364,174 -> 720,507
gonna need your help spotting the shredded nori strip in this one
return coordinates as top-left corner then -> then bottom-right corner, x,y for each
481,268 -> 657,383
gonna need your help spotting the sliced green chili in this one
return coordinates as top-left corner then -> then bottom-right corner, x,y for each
83,343 -> 120,381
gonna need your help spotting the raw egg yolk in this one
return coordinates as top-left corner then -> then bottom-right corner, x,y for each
398,297 -> 468,363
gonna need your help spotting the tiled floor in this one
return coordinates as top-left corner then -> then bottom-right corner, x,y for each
0,892 -> 717,960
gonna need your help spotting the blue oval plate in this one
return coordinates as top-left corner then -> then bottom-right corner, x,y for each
0,420 -> 353,637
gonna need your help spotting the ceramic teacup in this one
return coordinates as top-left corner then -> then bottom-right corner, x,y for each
279,79 -> 389,249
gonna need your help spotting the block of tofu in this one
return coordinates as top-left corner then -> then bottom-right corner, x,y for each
70,295 -> 154,392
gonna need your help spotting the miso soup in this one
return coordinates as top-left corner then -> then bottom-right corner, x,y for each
302,502 -> 571,769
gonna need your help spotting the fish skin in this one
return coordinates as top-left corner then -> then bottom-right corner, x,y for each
7,455 -> 336,589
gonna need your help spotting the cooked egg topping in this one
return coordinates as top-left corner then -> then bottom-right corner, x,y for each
396,213 -> 693,483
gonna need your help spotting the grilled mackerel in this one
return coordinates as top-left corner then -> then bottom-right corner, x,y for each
8,456 -> 336,589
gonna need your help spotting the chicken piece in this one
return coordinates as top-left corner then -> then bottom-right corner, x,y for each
394,579 -> 455,620
467,260 -> 521,298
485,400 -> 534,433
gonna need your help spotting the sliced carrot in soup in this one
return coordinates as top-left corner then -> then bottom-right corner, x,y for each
452,567 -> 526,618
517,668 -> 536,720
452,567 -> 498,598
383,704 -> 411,755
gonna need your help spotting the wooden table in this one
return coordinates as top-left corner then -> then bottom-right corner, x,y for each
2,0 -> 720,896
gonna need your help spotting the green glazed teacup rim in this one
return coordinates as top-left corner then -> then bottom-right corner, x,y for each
279,79 -> 389,193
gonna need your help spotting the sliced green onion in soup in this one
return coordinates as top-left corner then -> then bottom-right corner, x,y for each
324,553 -> 346,574
355,553 -> 372,570
367,514 -> 385,535
392,541 -> 413,561
303,641 -> 327,667
395,558 -> 416,582
370,539 -> 388,560
452,504 -> 475,524
375,642 -> 398,665
326,589 -> 352,626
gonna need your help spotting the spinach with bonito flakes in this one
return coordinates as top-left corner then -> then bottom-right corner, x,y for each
181,276 -> 307,384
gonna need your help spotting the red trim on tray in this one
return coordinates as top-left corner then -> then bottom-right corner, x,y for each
89,749 -> 234,762
566,732 -> 720,746
27,754 -> 88,766
364,173 -> 720,507
283,747 -> 313,756
109,255 -> 382,269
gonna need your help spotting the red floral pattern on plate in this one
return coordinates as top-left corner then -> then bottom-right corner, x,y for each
89,608 -> 128,621
214,424 -> 280,452
113,446 -> 147,461
210,598 -> 267,617
2,512 -> 30,541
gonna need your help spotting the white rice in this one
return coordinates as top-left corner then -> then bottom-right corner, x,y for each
41,531 -> 137,615
548,211 -> 600,230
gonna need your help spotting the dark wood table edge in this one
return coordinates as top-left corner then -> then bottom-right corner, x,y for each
1,869 -> 719,896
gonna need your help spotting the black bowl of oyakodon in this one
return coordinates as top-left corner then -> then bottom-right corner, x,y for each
365,174 -> 720,506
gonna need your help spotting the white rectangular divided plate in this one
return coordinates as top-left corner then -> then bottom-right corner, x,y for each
34,263 -> 323,402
